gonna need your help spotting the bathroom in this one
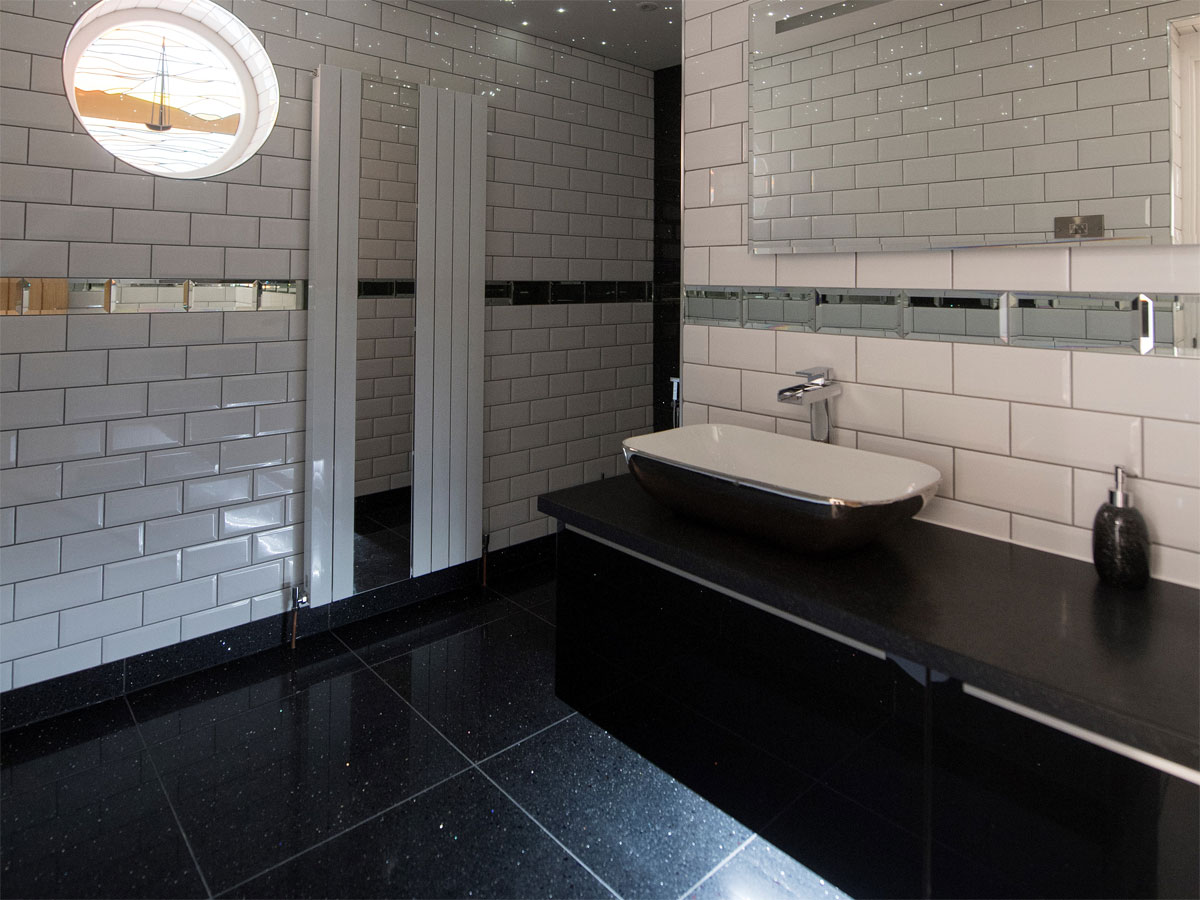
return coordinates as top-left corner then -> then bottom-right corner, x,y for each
1,0 -> 1197,896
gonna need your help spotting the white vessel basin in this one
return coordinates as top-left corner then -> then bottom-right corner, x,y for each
622,423 -> 941,553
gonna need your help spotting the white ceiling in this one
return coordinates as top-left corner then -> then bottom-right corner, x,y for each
422,0 -> 682,71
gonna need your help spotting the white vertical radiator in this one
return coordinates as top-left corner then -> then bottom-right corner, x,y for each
305,66 -> 360,606
412,86 -> 486,577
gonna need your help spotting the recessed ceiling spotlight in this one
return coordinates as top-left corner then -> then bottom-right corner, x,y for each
521,20 -> 528,25
557,6 -> 565,11
638,1 -> 658,9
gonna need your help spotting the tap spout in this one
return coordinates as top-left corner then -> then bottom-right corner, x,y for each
777,367 -> 842,443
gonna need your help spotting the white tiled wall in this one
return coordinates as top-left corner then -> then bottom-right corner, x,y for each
482,302 -> 654,550
0,312 -> 306,691
1,0 -> 654,282
683,0 -> 1200,589
681,323 -> 1199,587
356,293 -> 414,495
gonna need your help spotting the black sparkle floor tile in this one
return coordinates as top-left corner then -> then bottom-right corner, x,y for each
481,714 -> 752,900
1,700 -> 206,898
528,598 -> 557,625
141,667 -> 469,893
488,567 -> 555,611
333,587 -> 519,667
127,632 -> 366,746
372,608 -> 571,761
682,836 -> 850,900
581,684 -> 814,833
223,771 -> 613,899
353,528 -> 411,593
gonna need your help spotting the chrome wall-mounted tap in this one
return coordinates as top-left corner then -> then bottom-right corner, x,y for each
777,367 -> 842,443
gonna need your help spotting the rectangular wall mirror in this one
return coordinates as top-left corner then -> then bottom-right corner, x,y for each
748,0 -> 1200,253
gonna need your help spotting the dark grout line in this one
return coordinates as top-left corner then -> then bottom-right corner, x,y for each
472,710 -> 578,767
333,632 -> 620,900
123,694 -> 214,900
470,765 -> 624,900
211,766 -> 475,899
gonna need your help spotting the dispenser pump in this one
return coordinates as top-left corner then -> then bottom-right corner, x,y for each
1109,466 -> 1130,507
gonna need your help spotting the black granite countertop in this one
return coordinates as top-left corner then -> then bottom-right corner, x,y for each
539,475 -> 1200,772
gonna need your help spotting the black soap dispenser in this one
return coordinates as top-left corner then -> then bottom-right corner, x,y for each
1092,466 -> 1151,589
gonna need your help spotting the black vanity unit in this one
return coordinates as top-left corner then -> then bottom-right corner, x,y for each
539,475 -> 1199,899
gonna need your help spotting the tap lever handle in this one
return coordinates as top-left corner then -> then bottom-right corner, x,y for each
795,367 -> 832,383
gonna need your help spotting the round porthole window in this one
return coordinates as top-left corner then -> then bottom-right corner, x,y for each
62,0 -> 279,179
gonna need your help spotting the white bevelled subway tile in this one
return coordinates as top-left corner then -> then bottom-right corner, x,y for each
857,250 -> 952,289
1072,353 -> 1199,423
682,325 -> 709,365
181,535 -> 252,581
0,462 -> 60,507
15,494 -> 103,543
59,593 -> 142,646
252,524 -> 301,563
957,449 -> 1073,523
147,378 -> 222,416
1,356 -> 18,394
953,343 -> 1071,406
13,567 -> 103,619
108,347 -> 187,384
66,314 -> 149,351
180,596 -> 251,641
100,619 -> 177,662
254,401 -> 305,436
220,434 -> 287,473
144,510 -> 218,555
60,523 -> 143,572
0,317 -> 65,355
19,350 -> 107,391
1011,404 -> 1142,474
102,548 -> 180,599
64,384 -> 147,425
0,613 -> 59,664
223,311 -> 291,343
256,340 -> 306,373
1152,546 -> 1200,591
149,312 -> 223,347
11,640 -> 101,689
62,454 -> 144,498
253,463 -> 300,500
857,336 -> 952,392
776,330 -> 857,381
951,246 -> 1070,292
835,382 -> 904,437
680,362 -> 740,410
708,325 -> 776,372
251,589 -> 290,621
1069,244 -> 1200,294
217,558 -> 283,605
221,373 -> 288,408
186,343 -> 257,379
219,497 -> 285,539
1130,479 -> 1200,554
708,247 -> 778,288
1144,419 -> 1200,488
1011,515 -> 1092,562
907,389 -> 1008,455
142,575 -> 216,625
105,482 -> 182,528
184,407 -> 255,445
183,471 -> 253,513
145,444 -> 220,485
106,414 -> 184,455
914,495 -> 1011,540
0,537 -> 60,586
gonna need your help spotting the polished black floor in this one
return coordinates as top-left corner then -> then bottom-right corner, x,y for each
0,567 -> 844,900
354,488 -> 411,593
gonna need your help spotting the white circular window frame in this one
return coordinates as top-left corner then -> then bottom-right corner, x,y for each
62,0 -> 279,180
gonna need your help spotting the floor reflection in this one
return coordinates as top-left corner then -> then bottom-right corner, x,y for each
354,487 -> 410,593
